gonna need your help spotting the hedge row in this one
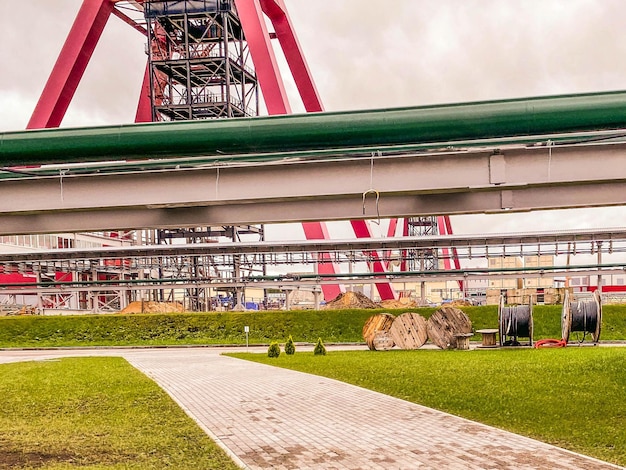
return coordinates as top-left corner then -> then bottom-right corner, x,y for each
0,305 -> 625,348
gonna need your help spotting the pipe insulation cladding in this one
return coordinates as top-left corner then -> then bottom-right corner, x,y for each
3,90 -> 626,165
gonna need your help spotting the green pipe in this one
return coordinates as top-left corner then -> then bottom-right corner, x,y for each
3,90 -> 626,165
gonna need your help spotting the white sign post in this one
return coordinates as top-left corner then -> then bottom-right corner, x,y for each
244,326 -> 249,352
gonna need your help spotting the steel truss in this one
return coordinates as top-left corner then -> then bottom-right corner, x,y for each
145,0 -> 258,120
1,228 -> 625,311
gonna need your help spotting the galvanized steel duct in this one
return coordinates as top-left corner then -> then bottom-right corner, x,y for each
3,90 -> 626,165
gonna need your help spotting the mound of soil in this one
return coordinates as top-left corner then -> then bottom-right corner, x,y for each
325,291 -> 378,309
446,300 -> 473,307
120,301 -> 184,314
378,298 -> 417,309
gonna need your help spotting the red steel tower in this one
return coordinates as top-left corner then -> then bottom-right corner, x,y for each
26,0 -> 459,303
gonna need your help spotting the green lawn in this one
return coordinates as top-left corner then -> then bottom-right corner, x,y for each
0,357 -> 239,470
231,347 -> 626,467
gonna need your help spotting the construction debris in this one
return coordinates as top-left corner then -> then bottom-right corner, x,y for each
446,300 -> 474,307
378,298 -> 417,309
120,301 -> 185,314
0,304 -> 38,316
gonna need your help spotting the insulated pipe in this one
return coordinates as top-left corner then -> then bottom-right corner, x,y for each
4,90 -> 626,165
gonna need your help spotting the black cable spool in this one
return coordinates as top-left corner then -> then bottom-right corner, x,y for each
498,296 -> 534,347
561,290 -> 602,344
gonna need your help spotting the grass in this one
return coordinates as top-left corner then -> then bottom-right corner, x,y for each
0,309 -> 374,348
0,357 -> 239,470
231,347 -> 626,467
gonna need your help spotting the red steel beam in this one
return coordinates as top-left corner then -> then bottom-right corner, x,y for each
234,0 -> 291,114
135,61 -> 152,123
384,218 -> 399,270
111,7 -> 148,36
260,0 -> 324,112
28,0 -> 115,129
442,215 -> 464,292
437,216 -> 464,295
256,0 -> 396,299
350,220 -> 396,300
437,216 -> 453,272
301,223 -> 344,300
235,0 -> 348,300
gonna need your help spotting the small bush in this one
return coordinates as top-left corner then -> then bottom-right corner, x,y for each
285,336 -> 296,355
267,341 -> 281,358
313,337 -> 327,356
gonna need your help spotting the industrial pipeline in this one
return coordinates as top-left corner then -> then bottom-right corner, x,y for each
3,90 -> 626,165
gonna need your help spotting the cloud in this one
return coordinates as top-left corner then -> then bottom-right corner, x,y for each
0,0 -> 145,129
3,0 -> 626,240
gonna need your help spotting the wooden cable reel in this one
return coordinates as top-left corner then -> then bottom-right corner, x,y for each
362,313 -> 395,350
561,290 -> 602,344
389,312 -> 428,350
498,295 -> 533,346
426,306 -> 472,350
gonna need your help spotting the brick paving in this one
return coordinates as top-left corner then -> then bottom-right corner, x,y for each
1,347 -> 623,469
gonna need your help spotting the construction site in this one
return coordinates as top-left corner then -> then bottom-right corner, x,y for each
3,0 -> 626,315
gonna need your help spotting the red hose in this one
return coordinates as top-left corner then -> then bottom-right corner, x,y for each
534,338 -> 567,348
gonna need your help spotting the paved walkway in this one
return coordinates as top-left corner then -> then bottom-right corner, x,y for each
0,347 -> 622,470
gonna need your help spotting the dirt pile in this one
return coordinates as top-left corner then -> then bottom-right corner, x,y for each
378,298 -> 417,309
325,291 -> 378,309
120,301 -> 184,314
0,304 -> 37,316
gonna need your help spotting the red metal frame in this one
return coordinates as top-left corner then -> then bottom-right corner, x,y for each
258,0 -> 324,112
135,62 -> 153,123
384,218 -> 399,270
437,215 -> 464,293
234,0 -> 292,115
234,0 -> 347,300
350,220 -> 396,300
248,0 -> 396,300
300,223 -> 343,300
27,0 -> 114,129
27,0 -> 438,302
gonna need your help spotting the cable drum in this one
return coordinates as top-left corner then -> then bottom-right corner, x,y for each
498,296 -> 534,346
561,290 -> 602,343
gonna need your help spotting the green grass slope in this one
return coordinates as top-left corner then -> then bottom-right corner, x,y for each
0,305 -> 624,348
0,357 -> 239,469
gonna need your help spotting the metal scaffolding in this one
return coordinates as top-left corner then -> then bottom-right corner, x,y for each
145,0 -> 259,120
405,217 -> 440,272
143,1 -> 263,308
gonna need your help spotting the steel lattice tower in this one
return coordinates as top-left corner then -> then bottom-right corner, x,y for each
405,217 -> 440,272
23,0 -> 463,306
145,0 -> 259,121
144,1 -> 264,309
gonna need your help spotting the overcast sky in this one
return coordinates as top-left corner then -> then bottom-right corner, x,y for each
2,0 -> 626,239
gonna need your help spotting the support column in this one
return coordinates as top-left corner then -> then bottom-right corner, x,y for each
314,289 -> 321,310
284,289 -> 291,311
28,0 -> 114,129
259,0 -> 324,112
350,220 -> 396,300
597,242 -> 603,294
135,61 -> 153,123
234,0 -> 291,115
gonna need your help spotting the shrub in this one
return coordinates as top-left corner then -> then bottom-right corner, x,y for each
267,341 -> 281,358
284,335 -> 296,355
313,337 -> 326,356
